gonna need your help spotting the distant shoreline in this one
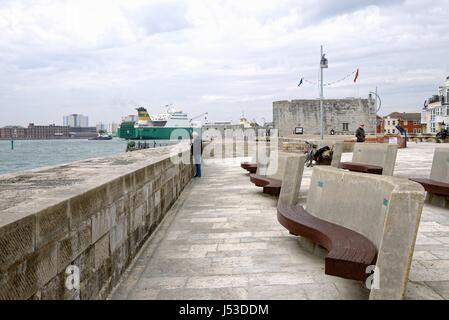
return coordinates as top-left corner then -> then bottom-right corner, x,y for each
0,137 -> 117,141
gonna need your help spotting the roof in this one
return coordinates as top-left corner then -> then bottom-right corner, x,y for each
385,112 -> 421,121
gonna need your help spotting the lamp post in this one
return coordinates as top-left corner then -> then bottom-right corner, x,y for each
320,45 -> 328,140
369,87 -> 382,113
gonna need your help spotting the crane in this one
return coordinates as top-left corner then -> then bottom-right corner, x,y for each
190,112 -> 208,122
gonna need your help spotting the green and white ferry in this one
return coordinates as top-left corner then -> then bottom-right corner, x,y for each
117,106 -> 203,146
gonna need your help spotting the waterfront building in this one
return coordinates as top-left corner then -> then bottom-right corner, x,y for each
68,126 -> 97,139
0,123 -> 97,140
376,115 -> 384,134
96,122 -> 119,135
96,122 -> 108,132
273,96 -> 376,137
108,123 -> 119,135
0,126 -> 27,139
203,121 -> 244,138
421,76 -> 449,134
383,112 -> 422,134
26,123 -> 70,139
63,114 -> 89,127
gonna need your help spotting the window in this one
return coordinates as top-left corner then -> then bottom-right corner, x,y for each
392,129 -> 395,133
342,123 -> 349,131
387,129 -> 390,134
392,121 -> 396,126
414,129 -> 417,134
403,120 -> 408,125
431,122 -> 436,133
387,121 -> 390,125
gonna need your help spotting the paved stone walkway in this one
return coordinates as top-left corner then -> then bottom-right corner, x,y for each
110,143 -> 449,300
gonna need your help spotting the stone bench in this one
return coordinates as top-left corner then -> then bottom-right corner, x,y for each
332,143 -> 398,176
240,162 -> 257,174
249,151 -> 293,196
249,174 -> 282,195
410,148 -> 449,208
278,204 -> 377,281
277,165 -> 425,299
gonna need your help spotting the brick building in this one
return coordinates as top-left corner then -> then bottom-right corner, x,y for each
0,126 -> 27,139
383,112 -> 422,134
0,123 -> 97,139
26,123 -> 71,139
376,115 -> 384,134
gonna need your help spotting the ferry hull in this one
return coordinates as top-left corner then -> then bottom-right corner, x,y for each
117,124 -> 200,140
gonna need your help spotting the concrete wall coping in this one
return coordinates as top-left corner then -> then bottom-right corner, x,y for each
0,143 -> 190,228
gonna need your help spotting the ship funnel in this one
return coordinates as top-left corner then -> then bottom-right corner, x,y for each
136,107 -> 151,122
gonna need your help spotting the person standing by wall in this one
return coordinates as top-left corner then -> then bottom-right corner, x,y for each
356,124 -> 366,143
191,131 -> 202,177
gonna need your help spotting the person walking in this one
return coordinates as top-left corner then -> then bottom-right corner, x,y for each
356,124 -> 366,143
191,131 -> 202,177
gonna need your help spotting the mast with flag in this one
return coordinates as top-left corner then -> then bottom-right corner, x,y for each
354,68 -> 360,83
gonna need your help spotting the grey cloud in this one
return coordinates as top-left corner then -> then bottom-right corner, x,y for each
0,0 -> 449,126
125,2 -> 192,36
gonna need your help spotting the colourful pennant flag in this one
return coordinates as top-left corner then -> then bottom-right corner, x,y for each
354,69 -> 360,83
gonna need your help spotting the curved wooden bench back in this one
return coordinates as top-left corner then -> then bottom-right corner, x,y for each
430,148 -> 449,184
306,166 -> 425,299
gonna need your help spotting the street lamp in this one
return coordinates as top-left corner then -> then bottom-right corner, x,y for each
369,88 -> 382,113
320,46 -> 328,140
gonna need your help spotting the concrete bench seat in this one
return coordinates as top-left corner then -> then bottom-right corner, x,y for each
409,178 -> 449,197
249,174 -> 282,195
240,162 -> 257,174
278,165 -> 425,299
339,162 -> 383,175
277,203 -> 377,281
410,148 -> 449,208
332,143 -> 398,176
249,151 -> 291,196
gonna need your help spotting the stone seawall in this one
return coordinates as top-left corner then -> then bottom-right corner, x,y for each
0,144 -> 194,300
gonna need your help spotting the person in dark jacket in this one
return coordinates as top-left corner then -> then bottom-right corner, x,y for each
436,128 -> 449,141
191,132 -> 202,177
355,124 -> 366,143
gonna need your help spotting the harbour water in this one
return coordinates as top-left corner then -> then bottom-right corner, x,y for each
0,139 -> 128,175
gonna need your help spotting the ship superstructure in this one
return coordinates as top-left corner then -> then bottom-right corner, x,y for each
117,106 -> 203,143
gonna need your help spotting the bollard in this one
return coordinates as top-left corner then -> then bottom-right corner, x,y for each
11,140 -> 14,150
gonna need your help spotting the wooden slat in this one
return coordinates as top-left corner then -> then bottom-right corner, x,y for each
277,203 -> 377,281
410,178 -> 449,197
340,162 -> 383,175
250,174 -> 282,196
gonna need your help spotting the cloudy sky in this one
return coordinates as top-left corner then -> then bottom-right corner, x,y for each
0,0 -> 448,127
